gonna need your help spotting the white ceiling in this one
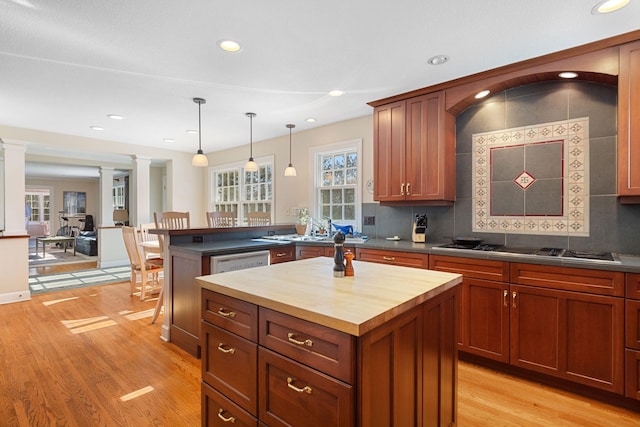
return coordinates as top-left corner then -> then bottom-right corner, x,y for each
2,0 -> 639,170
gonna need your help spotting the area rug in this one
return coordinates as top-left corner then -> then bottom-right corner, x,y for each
29,247 -> 95,266
29,266 -> 131,294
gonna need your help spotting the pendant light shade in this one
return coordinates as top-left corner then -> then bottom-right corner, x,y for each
245,112 -> 258,172
192,97 -> 208,167
284,123 -> 297,177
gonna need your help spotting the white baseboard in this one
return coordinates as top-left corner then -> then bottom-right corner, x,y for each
0,290 -> 32,305
98,259 -> 129,269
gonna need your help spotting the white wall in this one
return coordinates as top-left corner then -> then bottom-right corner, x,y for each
205,115 -> 374,224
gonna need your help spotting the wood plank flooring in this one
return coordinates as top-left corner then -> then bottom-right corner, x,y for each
1,279 -> 638,426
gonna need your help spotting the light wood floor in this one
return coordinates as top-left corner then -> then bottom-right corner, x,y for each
2,279 -> 639,426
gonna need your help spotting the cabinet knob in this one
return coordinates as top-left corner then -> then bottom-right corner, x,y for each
217,343 -> 236,354
217,408 -> 236,423
287,332 -> 313,347
217,308 -> 236,318
287,377 -> 313,394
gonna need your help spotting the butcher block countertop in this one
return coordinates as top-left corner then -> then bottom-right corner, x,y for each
196,257 -> 462,336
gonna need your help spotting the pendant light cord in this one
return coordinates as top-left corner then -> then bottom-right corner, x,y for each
249,113 -> 253,157
198,101 -> 202,151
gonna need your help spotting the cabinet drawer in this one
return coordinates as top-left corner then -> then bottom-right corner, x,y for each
202,289 -> 258,341
626,273 -> 640,300
258,348 -> 354,427
269,245 -> 295,264
201,322 -> 257,415
356,248 -> 428,268
626,349 -> 640,400
259,308 -> 355,384
626,299 -> 640,350
510,263 -> 624,297
202,382 -> 258,427
295,245 -> 326,260
429,255 -> 509,282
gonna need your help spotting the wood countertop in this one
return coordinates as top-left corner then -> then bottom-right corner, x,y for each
196,257 -> 462,336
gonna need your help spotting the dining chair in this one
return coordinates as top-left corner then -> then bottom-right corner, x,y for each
154,211 -> 190,230
121,226 -> 164,311
246,211 -> 271,226
206,211 -> 236,228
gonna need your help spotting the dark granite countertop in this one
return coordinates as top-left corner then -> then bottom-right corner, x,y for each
169,237 -> 640,273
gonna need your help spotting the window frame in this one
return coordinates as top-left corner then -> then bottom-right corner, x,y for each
308,139 -> 362,231
208,155 -> 274,226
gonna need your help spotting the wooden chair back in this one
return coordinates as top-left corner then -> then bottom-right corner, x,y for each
138,222 -> 158,242
154,211 -> 190,230
207,211 -> 236,228
121,226 -> 164,309
246,211 -> 271,226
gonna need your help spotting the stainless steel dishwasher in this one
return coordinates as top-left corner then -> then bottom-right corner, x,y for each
210,250 -> 270,273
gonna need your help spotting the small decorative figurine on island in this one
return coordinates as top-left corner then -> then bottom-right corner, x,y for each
333,230 -> 345,277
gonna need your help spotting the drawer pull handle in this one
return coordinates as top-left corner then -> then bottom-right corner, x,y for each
217,308 -> 236,318
406,182 -> 411,195
382,256 -> 396,261
217,343 -> 236,354
503,289 -> 508,307
276,252 -> 287,257
217,408 -> 236,423
287,332 -> 313,347
400,183 -> 405,196
287,377 -> 312,394
512,291 -> 517,309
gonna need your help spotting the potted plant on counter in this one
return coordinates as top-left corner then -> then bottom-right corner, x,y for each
296,208 -> 309,235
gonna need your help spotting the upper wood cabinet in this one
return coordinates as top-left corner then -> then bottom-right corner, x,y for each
373,91 -> 455,204
618,40 -> 640,202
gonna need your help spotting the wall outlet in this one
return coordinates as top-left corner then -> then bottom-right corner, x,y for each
364,216 -> 375,226
192,235 -> 203,243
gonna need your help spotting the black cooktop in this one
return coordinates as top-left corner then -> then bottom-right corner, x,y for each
437,243 -> 504,251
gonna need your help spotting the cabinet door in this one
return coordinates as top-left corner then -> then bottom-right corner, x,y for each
625,349 -> 640,400
463,278 -> 510,363
373,100 -> 406,201
626,299 -> 640,350
618,40 -> 640,199
511,285 -> 624,394
405,92 -> 455,202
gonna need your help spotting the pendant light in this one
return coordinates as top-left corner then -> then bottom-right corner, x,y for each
192,97 -> 208,167
245,112 -> 258,172
284,123 -> 297,177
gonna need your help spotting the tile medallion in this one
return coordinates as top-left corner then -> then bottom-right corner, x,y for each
472,118 -> 589,236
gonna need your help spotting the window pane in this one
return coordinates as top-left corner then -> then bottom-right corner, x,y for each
321,189 -> 330,204
322,206 -> 331,218
332,205 -> 342,220
346,168 -> 357,185
334,170 -> 344,185
344,188 -> 355,203
322,155 -> 333,170
322,171 -> 332,186
334,154 -> 345,169
346,153 -> 357,168
344,205 -> 355,220
331,189 -> 342,204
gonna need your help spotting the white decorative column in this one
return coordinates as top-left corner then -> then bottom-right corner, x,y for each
1,140 -> 27,235
131,155 -> 151,226
99,166 -> 115,227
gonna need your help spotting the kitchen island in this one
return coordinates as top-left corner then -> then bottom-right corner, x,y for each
196,257 -> 462,426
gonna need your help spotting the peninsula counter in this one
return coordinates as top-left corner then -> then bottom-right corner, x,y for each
197,257 -> 462,426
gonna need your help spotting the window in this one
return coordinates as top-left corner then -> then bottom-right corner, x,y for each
210,156 -> 274,225
25,188 -> 51,223
310,139 -> 362,231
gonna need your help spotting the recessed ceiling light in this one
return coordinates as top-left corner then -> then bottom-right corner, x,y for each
107,114 -> 124,120
475,90 -> 491,99
329,90 -> 344,97
90,126 -> 104,131
163,138 -> 174,143
427,55 -> 450,65
186,130 -> 198,135
218,40 -> 241,52
306,118 -> 317,123
559,72 -> 578,79
591,0 -> 629,14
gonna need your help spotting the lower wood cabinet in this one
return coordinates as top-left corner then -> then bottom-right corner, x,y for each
625,273 -> 640,400
201,286 -> 458,426
356,247 -> 428,268
625,349 -> 640,400
431,255 -> 626,395
269,245 -> 295,264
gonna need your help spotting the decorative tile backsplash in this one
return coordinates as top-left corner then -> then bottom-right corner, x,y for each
472,118 -> 590,236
